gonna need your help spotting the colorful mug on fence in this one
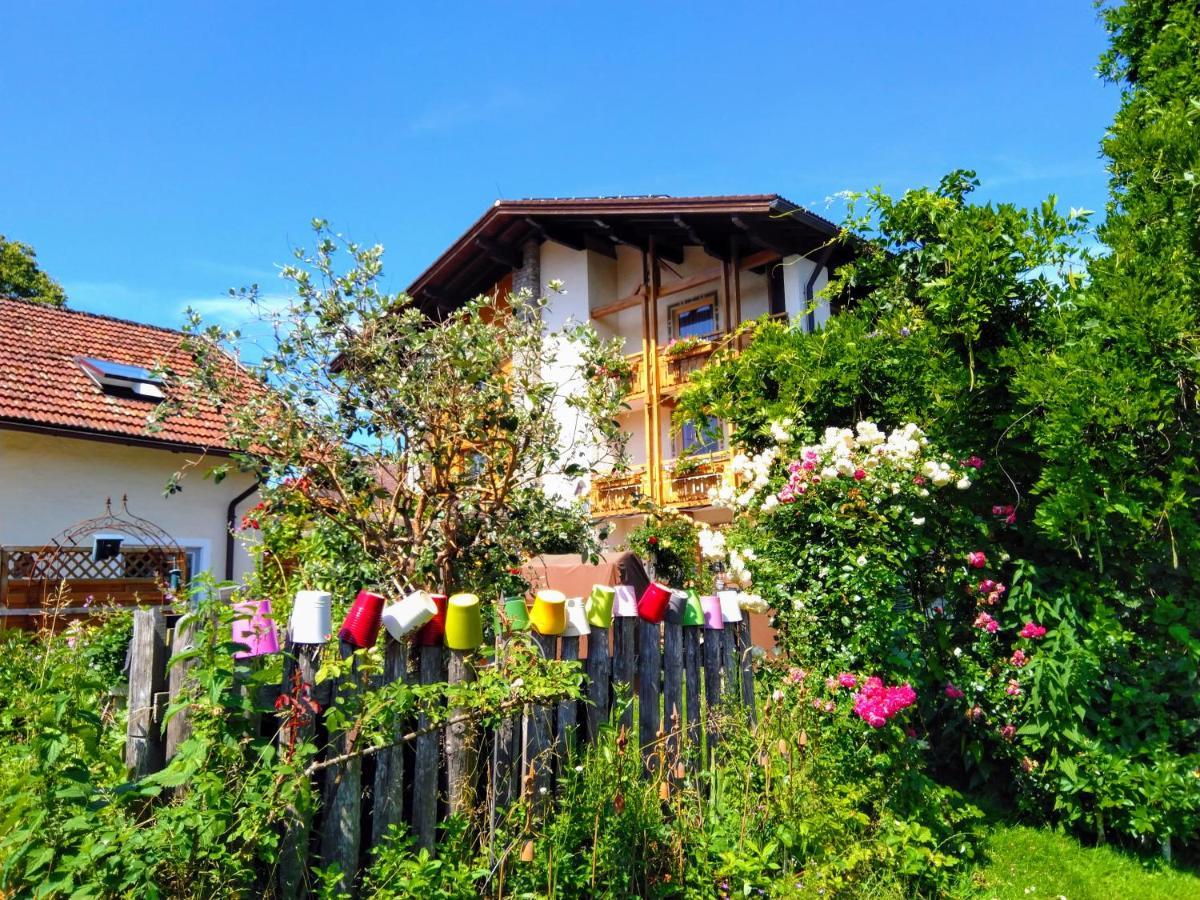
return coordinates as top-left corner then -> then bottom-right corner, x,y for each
290,590 -> 333,644
563,596 -> 591,637
339,589 -> 386,648
612,584 -> 639,618
381,590 -> 438,641
718,589 -> 744,624
530,589 -> 567,635
682,589 -> 705,627
444,593 -> 483,650
501,597 -> 531,632
416,593 -> 449,646
637,582 -> 672,624
700,594 -> 723,630
232,599 -> 280,658
585,584 -> 615,628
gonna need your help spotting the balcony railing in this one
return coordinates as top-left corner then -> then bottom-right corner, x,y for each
662,452 -> 729,508
589,468 -> 650,517
625,351 -> 646,398
659,340 -> 717,392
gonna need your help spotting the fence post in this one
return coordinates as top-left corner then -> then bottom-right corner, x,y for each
279,642 -> 322,899
637,619 -> 661,767
721,627 -> 740,703
662,605 -> 683,763
526,632 -> 558,802
446,649 -> 478,819
126,608 -> 168,777
412,643 -> 447,852
372,635 -> 409,845
320,641 -> 362,895
683,624 -> 702,755
165,614 -> 197,760
612,616 -> 636,730
734,622 -> 756,724
584,625 -> 610,741
557,635 -> 580,754
702,627 -> 722,765
493,632 -> 521,809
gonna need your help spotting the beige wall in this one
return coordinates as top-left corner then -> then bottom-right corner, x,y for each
0,429 -> 258,583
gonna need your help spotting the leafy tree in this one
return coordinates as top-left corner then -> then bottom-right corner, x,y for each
160,220 -> 628,603
0,235 -> 67,306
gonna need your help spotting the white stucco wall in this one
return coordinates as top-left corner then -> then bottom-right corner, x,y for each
781,254 -> 831,329
0,429 -> 258,583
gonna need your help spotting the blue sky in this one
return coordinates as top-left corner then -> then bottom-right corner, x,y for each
2,2 -> 1117,331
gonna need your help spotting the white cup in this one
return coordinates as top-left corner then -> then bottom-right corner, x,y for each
381,590 -> 438,640
718,590 -> 744,624
290,590 -> 333,643
563,596 -> 592,637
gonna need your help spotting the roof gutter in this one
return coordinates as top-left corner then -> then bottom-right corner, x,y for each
225,479 -> 260,581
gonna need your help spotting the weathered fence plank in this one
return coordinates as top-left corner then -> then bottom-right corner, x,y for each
446,649 -> 478,819
613,616 -> 636,730
734,622 -> 756,723
702,627 -> 722,763
662,607 -> 683,761
164,614 -> 197,760
584,625 -> 610,740
320,641 -> 362,895
557,635 -> 580,753
526,632 -> 558,801
638,619 -> 661,765
279,642 -> 322,899
721,628 -> 740,702
412,644 -> 446,851
683,625 -> 702,754
492,632 -> 521,809
371,636 -> 408,845
126,608 -> 167,777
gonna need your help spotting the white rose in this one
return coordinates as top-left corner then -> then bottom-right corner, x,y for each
956,477 -> 971,490
912,516 -> 926,525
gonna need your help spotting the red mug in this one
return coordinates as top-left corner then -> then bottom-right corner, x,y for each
338,589 -> 386,648
416,593 -> 449,646
637,582 -> 672,625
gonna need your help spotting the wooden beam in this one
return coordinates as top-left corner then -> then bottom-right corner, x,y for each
475,237 -> 521,270
583,232 -> 618,259
732,216 -> 790,255
673,215 -> 727,261
524,216 -> 587,252
593,219 -> 685,264
590,285 -> 646,319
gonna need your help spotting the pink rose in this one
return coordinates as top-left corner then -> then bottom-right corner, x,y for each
945,683 -> 965,699
1010,650 -> 1028,668
973,612 -> 999,633
853,468 -> 867,481
967,551 -> 987,569
999,724 -> 1016,742
1006,680 -> 1022,696
787,667 -> 807,684
1018,622 -> 1047,640
964,455 -> 984,469
837,672 -> 858,689
802,459 -> 816,471
967,705 -> 985,721
1005,511 -> 1017,525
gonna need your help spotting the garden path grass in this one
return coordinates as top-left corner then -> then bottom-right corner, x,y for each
969,824 -> 1200,900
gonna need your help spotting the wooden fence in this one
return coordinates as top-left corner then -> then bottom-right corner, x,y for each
124,602 -> 758,894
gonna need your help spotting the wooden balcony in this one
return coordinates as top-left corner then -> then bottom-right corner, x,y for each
589,468 -> 650,517
662,452 -> 729,508
659,340 -> 717,393
625,351 -> 646,399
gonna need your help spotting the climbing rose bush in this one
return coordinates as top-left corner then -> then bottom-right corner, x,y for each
703,421 -> 1057,780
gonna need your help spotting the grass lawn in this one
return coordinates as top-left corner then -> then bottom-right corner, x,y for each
968,823 -> 1200,900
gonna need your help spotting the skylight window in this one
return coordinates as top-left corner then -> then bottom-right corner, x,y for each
76,356 -> 165,400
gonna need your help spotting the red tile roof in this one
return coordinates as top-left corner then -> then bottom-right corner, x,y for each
0,297 -> 252,453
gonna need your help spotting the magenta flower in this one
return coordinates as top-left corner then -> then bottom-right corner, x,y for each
852,678 -> 917,727
999,724 -> 1017,742
1018,622 -> 1047,640
802,459 -> 816,471
967,551 -> 988,569
1005,511 -> 1017,525
1010,650 -> 1028,668
853,468 -> 867,481
837,672 -> 858,689
973,612 -> 999,633
991,504 -> 1013,517
964,455 -> 984,469
1005,680 -> 1022,696
945,683 -> 965,699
